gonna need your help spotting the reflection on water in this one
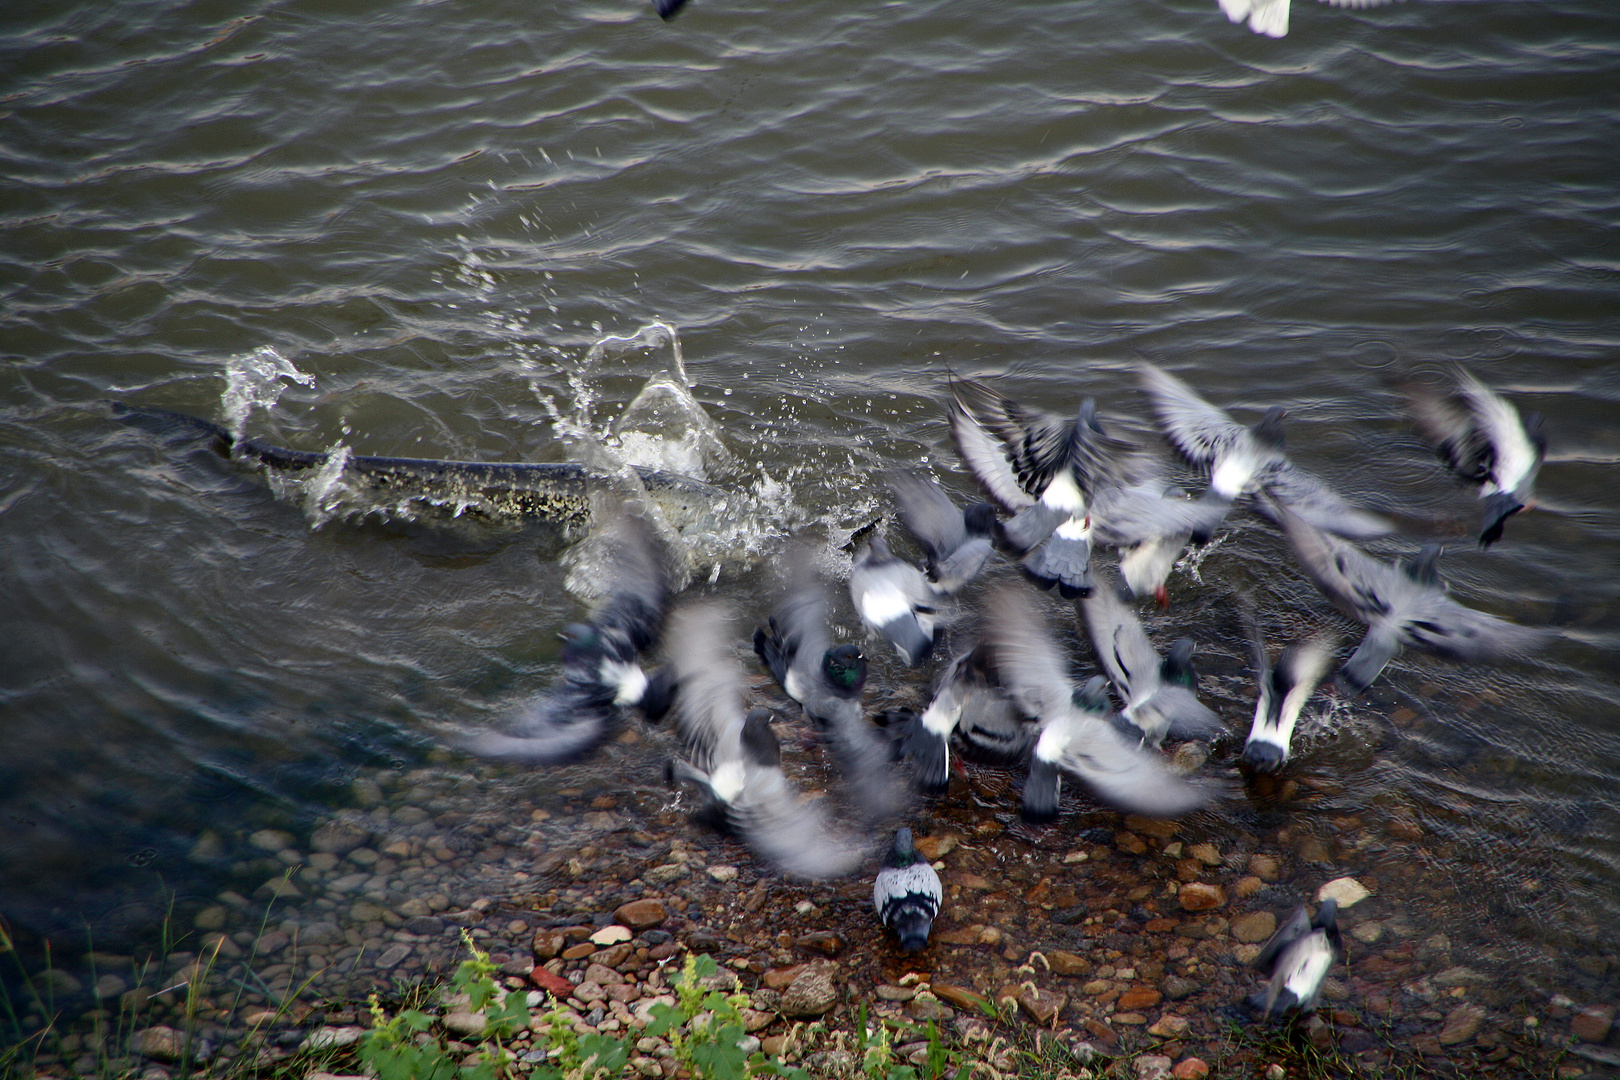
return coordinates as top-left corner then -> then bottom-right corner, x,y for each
0,0 -> 1616,1049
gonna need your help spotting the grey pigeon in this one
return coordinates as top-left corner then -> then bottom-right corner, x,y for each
1274,504 -> 1553,694
1137,362 -> 1391,540
849,534 -> 942,666
1243,626 -> 1335,773
888,643 -> 1028,794
1403,368 -> 1545,547
665,603 -> 868,879
1079,575 -> 1225,748
949,379 -> 1119,598
1249,899 -> 1344,1018
755,570 -> 909,825
889,472 -> 997,594
983,586 -> 1218,822
873,827 -> 943,953
460,510 -> 671,763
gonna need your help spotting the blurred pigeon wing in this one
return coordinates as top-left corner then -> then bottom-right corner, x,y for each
1081,583 -> 1161,703
731,768 -> 869,879
954,379 -> 1075,497
984,587 -> 1077,719
667,604 -> 747,772
949,402 -> 1033,512
590,511 -> 669,653
1137,363 -> 1245,467
1261,466 -> 1392,539
1458,372 -> 1540,493
1155,684 -> 1226,742
458,682 -> 615,764
1253,904 -> 1315,973
1047,712 -> 1213,818
890,473 -> 968,567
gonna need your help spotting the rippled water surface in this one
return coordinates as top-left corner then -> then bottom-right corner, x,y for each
3,0 -> 1618,1023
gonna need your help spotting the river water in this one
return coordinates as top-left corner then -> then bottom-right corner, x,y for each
2,0 -> 1617,1034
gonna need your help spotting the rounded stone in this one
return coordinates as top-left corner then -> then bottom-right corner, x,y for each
779,965 -> 839,1017
1231,911 -> 1277,944
1178,882 -> 1226,912
310,820 -> 370,856
1316,877 -> 1372,908
613,900 -> 668,931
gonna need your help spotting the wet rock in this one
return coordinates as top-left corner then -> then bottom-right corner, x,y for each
531,968 -> 573,997
41,969 -> 82,996
914,833 -> 959,861
1247,854 -> 1280,881
1350,920 -> 1384,944
1046,950 -> 1089,976
591,924 -> 634,946
706,865 -> 738,883
194,905 -> 228,932
908,996 -> 953,1022
1119,988 -> 1162,1011
131,1026 -> 184,1061
254,930 -> 290,956
532,930 -> 566,960
1178,883 -> 1225,912
445,1010 -> 487,1036
779,964 -> 838,1018
1172,1058 -> 1210,1079
303,1026 -> 366,1050
311,821 -> 369,856
1188,843 -> 1221,866
1231,912 -> 1277,944
1317,877 -> 1371,908
95,974 -> 128,1000
1437,1003 -> 1486,1046
933,984 -> 991,1013
1135,1055 -> 1173,1079
250,829 -> 295,852
1116,832 -> 1149,855
1016,987 -> 1066,1025
562,943 -> 596,961
614,900 -> 667,931
796,931 -> 843,956
585,963 -> 625,986
1161,976 -> 1199,1001
375,943 -> 411,969
1148,1015 -> 1190,1038
1571,1004 -> 1615,1044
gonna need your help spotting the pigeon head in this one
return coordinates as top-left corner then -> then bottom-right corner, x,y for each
1241,739 -> 1286,773
1072,674 -> 1112,713
1315,897 -> 1339,929
1479,492 -> 1524,549
822,645 -> 868,695
559,623 -> 603,663
740,708 -> 781,768
886,827 -> 925,867
1162,638 -> 1199,689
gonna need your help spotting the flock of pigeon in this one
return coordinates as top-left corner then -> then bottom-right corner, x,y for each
464,361 -> 1550,1020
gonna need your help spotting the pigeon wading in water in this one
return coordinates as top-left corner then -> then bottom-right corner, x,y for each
849,533 -> 944,667
1243,624 -> 1335,773
1249,899 -> 1344,1018
459,508 -> 672,763
873,828 -> 943,953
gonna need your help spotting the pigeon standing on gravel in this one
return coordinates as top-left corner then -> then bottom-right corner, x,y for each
1403,368 -> 1546,548
873,827 -> 943,953
1248,899 -> 1344,1018
459,508 -> 673,763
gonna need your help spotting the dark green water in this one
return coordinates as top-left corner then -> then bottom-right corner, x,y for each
2,0 -> 1617,1017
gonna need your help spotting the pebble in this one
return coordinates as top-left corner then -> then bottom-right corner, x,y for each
1351,920 -> 1384,944
1247,854 -> 1281,881
303,1026 -> 366,1050
131,1026 -> 183,1062
1016,986 -> 1066,1025
1438,1003 -> 1486,1045
1178,883 -> 1225,912
591,924 -> 634,946
1172,1058 -> 1210,1079
1231,911 -> 1277,944
1046,950 -> 1089,976
1135,1053 -> 1173,1079
779,964 -> 839,1018
706,865 -> 738,883
249,829 -> 295,852
613,900 -> 667,931
310,821 -> 369,855
1570,1004 -> 1614,1044
1317,876 -> 1371,908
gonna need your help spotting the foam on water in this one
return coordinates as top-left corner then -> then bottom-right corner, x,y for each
221,347 -> 314,441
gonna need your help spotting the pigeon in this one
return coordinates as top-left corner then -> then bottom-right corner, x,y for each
873,827 -> 944,953
949,379 -> 1121,598
889,472 -> 997,594
1243,625 -> 1335,773
459,509 -> 671,763
1273,504 -> 1553,694
885,643 -> 1014,794
665,603 -> 868,879
1218,0 -> 1394,39
849,534 -> 943,666
1079,575 -> 1225,748
1137,362 -> 1391,540
755,570 -> 909,824
1249,899 -> 1344,1018
1089,476 -> 1232,605
983,586 -> 1218,822
1403,368 -> 1546,548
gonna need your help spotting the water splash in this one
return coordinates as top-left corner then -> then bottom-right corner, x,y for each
221,347 -> 314,441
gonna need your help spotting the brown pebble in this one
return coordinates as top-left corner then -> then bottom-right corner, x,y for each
932,983 -> 991,1013
795,931 -> 843,957
1016,987 -> 1066,1025
1124,816 -> 1178,840
1247,854 -> 1280,881
1231,912 -> 1277,944
614,899 -> 668,931
1172,1058 -> 1210,1079
1571,1004 -> 1615,1044
913,833 -> 958,861
561,942 -> 595,961
648,941 -> 679,962
1118,987 -> 1162,1011
1437,1003 -> 1486,1045
1116,832 -> 1149,855
1188,843 -> 1221,866
1178,883 -> 1226,912
1046,950 -> 1090,976
763,965 -> 805,991
532,930 -> 566,961
1232,876 -> 1264,899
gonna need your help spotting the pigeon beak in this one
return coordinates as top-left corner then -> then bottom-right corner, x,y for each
1154,584 -> 1170,609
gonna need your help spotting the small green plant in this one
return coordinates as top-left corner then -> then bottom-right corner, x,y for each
358,929 -> 531,1080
